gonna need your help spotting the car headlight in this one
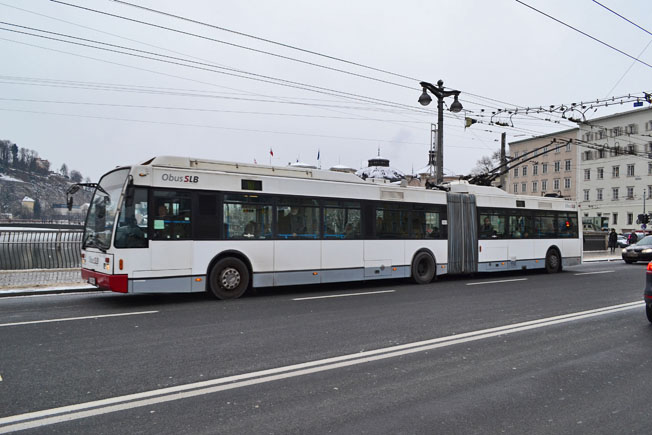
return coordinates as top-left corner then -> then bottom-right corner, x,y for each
642,249 -> 652,254
622,248 -> 628,253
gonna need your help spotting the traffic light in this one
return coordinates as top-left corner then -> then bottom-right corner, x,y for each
645,214 -> 651,225
638,214 -> 645,224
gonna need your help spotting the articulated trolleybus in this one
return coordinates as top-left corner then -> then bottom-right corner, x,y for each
79,156 -> 581,299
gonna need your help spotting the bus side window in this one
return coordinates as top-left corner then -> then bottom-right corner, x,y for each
152,190 -> 192,240
324,207 -> 360,239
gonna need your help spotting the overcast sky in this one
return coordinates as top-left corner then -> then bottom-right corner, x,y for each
1,0 -> 650,181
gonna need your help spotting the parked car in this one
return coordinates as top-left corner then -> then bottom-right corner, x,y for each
622,235 -> 652,263
617,235 -> 629,248
644,261 -> 652,322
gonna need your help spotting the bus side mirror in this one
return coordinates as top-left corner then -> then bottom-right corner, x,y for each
67,196 -> 73,211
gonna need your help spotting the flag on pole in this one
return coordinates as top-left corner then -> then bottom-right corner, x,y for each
254,158 -> 257,164
269,148 -> 274,157
317,149 -> 320,161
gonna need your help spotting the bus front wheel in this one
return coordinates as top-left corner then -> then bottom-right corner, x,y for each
412,252 -> 435,284
545,249 -> 561,273
209,257 -> 249,299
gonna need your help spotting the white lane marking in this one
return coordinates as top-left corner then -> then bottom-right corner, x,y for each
293,290 -> 395,300
466,278 -> 528,286
574,270 -> 615,276
0,311 -> 158,328
0,300 -> 643,433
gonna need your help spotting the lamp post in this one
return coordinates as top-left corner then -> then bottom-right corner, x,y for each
418,80 -> 463,184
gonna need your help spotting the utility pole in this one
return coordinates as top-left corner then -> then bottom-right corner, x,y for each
500,132 -> 506,189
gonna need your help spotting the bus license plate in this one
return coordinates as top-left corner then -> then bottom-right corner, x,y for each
88,277 -> 96,285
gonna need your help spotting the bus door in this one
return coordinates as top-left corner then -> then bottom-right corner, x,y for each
446,193 -> 478,274
274,200 -> 321,286
147,190 -> 194,292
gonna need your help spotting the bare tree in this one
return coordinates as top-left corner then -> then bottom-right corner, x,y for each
470,150 -> 501,176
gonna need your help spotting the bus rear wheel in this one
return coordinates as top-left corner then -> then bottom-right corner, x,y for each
209,257 -> 249,300
545,249 -> 561,273
412,252 -> 435,284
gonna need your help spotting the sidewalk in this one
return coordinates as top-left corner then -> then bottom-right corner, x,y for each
0,269 -> 96,297
582,250 -> 623,262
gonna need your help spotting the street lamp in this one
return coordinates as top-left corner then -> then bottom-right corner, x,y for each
418,79 -> 463,184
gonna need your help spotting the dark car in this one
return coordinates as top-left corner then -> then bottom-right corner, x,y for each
622,235 -> 652,263
644,262 -> 652,322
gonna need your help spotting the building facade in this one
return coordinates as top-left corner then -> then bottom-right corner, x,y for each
578,107 -> 652,233
507,128 -> 579,200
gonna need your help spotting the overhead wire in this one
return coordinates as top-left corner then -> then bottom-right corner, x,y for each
515,0 -> 652,69
0,23 -> 433,116
49,0 -> 418,90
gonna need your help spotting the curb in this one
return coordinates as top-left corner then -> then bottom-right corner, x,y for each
0,285 -> 99,298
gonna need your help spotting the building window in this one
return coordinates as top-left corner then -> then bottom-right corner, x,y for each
532,181 -> 538,192
598,149 -> 605,159
612,166 -> 620,178
565,160 -> 571,171
612,187 -> 619,200
543,146 -> 548,153
514,167 -> 518,177
566,142 -> 571,152
513,183 -> 518,193
554,161 -> 560,172
584,169 -> 591,180
514,151 -> 519,158
522,165 -> 528,176
553,179 -> 560,190
521,182 -> 527,193
648,186 -> 652,199
649,163 -> 652,175
626,144 -> 636,155
627,186 -> 634,199
597,167 -> 604,179
613,212 -> 618,224
555,145 -> 561,153
583,190 -> 589,201
541,180 -> 548,191
628,213 -> 633,225
542,163 -> 548,174
533,164 -> 538,175
564,178 -> 571,189
627,164 -> 635,177
597,188 -> 603,201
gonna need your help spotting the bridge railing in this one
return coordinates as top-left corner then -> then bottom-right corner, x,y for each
0,230 -> 83,270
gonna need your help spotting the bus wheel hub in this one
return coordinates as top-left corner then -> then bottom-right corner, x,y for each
220,268 -> 240,290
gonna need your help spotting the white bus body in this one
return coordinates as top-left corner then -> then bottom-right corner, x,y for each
80,156 -> 581,298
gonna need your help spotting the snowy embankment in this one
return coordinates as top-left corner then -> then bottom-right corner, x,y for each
0,173 -> 24,182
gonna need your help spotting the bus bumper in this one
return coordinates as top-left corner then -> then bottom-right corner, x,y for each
81,269 -> 128,293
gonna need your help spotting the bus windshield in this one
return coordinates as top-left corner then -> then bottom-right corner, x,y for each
83,168 -> 130,251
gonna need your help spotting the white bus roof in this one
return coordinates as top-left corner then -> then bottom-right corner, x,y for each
133,156 -> 575,210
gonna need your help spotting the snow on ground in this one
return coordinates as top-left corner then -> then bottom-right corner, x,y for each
0,174 -> 24,182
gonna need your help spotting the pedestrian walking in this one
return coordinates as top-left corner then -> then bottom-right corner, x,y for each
608,228 -> 617,254
628,232 -> 638,246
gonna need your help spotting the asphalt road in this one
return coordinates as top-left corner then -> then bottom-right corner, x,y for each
1,261 -> 650,434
